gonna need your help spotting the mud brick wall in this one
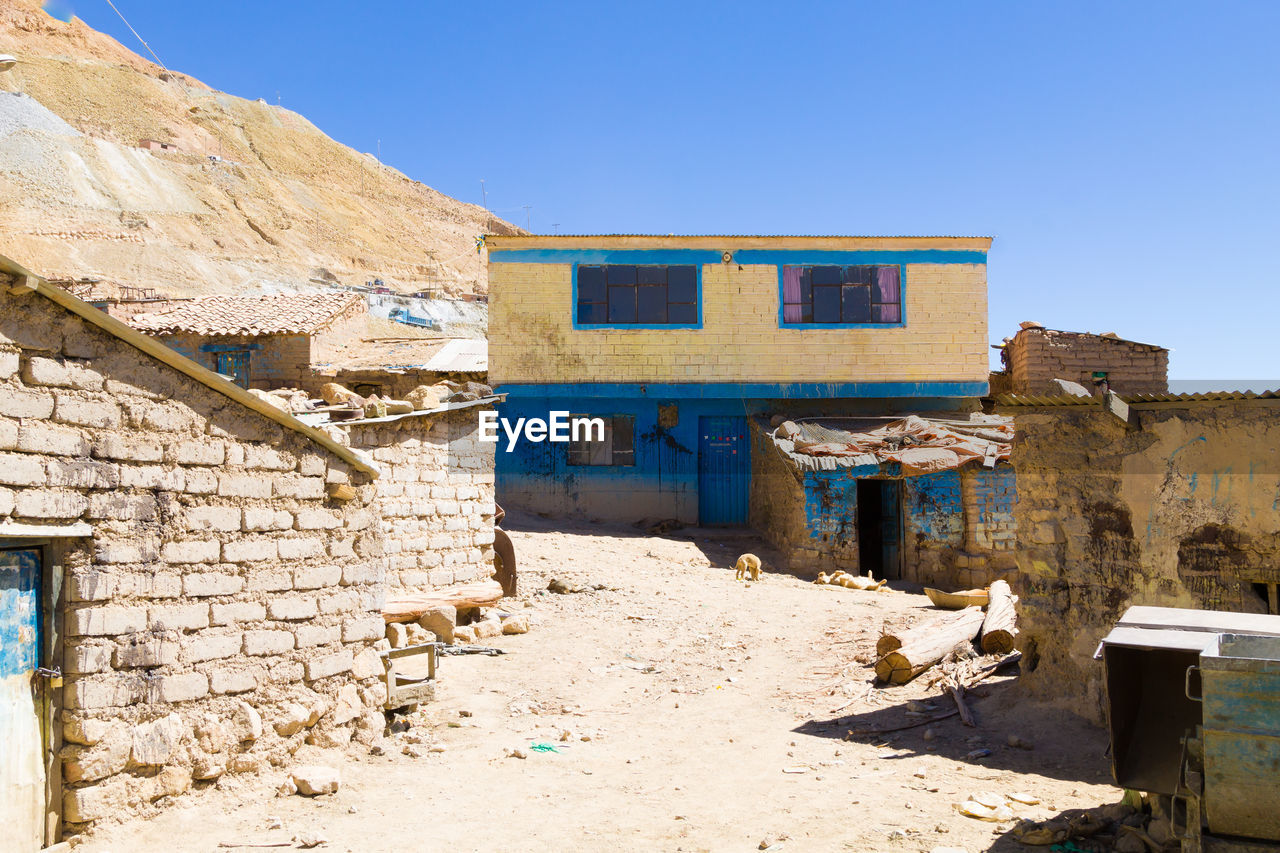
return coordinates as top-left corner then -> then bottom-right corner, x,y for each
343,407 -> 496,590
158,332 -> 313,390
0,286 -> 389,829
749,425 -> 1016,586
1008,400 -> 1280,722
1006,328 -> 1168,395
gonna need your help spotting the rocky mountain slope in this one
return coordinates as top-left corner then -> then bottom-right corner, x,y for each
0,0 -> 518,297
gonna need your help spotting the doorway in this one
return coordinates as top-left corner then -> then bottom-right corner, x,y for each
856,480 -> 903,579
697,416 -> 750,526
0,545 -> 52,852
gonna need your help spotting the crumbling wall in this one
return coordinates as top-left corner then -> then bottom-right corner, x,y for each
0,287 -> 388,830
1010,400 -> 1280,722
1005,327 -> 1168,395
344,407 -> 496,590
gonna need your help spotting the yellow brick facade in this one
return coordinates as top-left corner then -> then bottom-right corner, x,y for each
487,237 -> 989,387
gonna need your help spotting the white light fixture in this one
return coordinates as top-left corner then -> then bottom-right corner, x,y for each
0,55 -> 17,72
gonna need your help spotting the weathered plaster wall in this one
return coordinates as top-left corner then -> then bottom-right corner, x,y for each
344,408 -> 496,590
0,286 -> 388,830
159,332 -> 313,390
1009,400 -> 1280,721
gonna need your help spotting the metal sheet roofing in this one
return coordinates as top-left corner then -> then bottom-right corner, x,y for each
129,293 -> 363,336
996,390 -> 1280,407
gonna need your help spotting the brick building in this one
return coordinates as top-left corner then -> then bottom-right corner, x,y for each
992,324 -> 1168,396
486,235 -> 993,529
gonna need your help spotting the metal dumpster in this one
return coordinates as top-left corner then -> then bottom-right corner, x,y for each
1097,606 -> 1280,851
1194,633 -> 1280,842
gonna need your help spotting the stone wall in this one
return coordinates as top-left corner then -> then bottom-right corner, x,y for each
1005,327 -> 1168,395
0,284 -> 389,831
1006,398 -> 1280,722
343,406 -> 496,590
749,424 -> 1016,586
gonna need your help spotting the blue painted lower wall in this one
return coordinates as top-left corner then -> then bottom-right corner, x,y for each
494,391 -> 979,524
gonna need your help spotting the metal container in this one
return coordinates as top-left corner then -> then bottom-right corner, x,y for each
1096,607 -> 1280,796
1196,633 -> 1280,841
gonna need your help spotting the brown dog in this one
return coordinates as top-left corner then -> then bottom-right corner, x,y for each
734,553 -> 762,582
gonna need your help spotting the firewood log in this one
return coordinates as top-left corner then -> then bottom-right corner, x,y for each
980,579 -> 1019,654
874,606 -> 985,684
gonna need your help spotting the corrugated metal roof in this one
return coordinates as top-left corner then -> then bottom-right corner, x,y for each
424,338 -> 487,373
486,234 -> 993,240
996,390 -> 1280,407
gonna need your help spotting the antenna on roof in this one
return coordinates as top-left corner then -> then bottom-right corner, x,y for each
522,204 -> 531,230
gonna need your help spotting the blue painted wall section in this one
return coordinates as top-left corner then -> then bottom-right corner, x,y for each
495,392 -> 977,524
904,470 -> 965,545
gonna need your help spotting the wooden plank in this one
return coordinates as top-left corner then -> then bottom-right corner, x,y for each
382,579 -> 503,623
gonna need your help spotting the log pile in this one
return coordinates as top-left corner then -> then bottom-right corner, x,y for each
872,580 -> 1020,684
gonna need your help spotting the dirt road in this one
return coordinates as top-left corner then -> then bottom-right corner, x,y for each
81,513 -> 1116,853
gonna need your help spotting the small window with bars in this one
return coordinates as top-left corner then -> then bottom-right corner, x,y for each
781,265 -> 902,325
566,415 -> 635,466
576,265 -> 698,326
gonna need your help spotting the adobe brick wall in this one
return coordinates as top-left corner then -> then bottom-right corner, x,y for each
1006,328 -> 1168,395
1007,399 -> 1280,722
489,259 -> 989,387
342,408 -> 496,590
0,284 -> 388,830
158,332 -> 314,389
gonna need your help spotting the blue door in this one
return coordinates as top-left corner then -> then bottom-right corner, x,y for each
698,416 -> 750,525
1,547 -> 44,851
215,350 -> 251,389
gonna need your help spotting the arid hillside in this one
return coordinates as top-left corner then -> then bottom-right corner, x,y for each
0,0 -> 518,297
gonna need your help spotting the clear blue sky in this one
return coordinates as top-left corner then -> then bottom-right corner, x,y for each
74,1 -> 1278,380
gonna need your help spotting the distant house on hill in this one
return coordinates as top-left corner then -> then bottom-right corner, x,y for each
129,293 -> 371,389
129,293 -> 485,394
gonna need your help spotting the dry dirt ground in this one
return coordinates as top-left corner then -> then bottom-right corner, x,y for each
80,512 -> 1119,853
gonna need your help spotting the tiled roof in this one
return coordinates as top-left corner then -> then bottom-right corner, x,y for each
129,293 -> 363,336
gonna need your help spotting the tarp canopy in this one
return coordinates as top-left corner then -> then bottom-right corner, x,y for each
772,413 -> 1013,476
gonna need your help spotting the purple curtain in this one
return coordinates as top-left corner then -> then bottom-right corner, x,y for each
782,266 -> 803,322
875,266 -> 900,303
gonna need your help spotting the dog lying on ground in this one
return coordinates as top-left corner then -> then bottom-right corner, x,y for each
734,553 -> 762,582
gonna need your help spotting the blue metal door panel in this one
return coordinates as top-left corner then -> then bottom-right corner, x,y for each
216,351 -> 251,389
881,481 -> 902,579
1,547 -> 44,851
698,416 -> 750,525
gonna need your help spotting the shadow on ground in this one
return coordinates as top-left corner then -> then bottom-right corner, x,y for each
500,508 -> 802,581
793,677 -> 1115,786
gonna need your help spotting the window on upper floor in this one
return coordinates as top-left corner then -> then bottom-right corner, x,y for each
576,265 -> 698,327
567,415 -> 635,466
781,264 -> 902,326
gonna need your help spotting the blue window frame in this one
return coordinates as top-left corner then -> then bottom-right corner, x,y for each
574,264 -> 701,329
779,264 -> 905,328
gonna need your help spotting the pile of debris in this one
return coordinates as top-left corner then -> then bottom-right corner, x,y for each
247,379 -> 494,422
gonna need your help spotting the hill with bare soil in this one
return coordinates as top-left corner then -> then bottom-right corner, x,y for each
0,0 -> 518,297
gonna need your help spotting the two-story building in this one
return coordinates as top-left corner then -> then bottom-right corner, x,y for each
486,235 -> 993,536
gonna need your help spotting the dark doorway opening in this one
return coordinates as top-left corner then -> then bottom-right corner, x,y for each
856,480 -> 903,580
